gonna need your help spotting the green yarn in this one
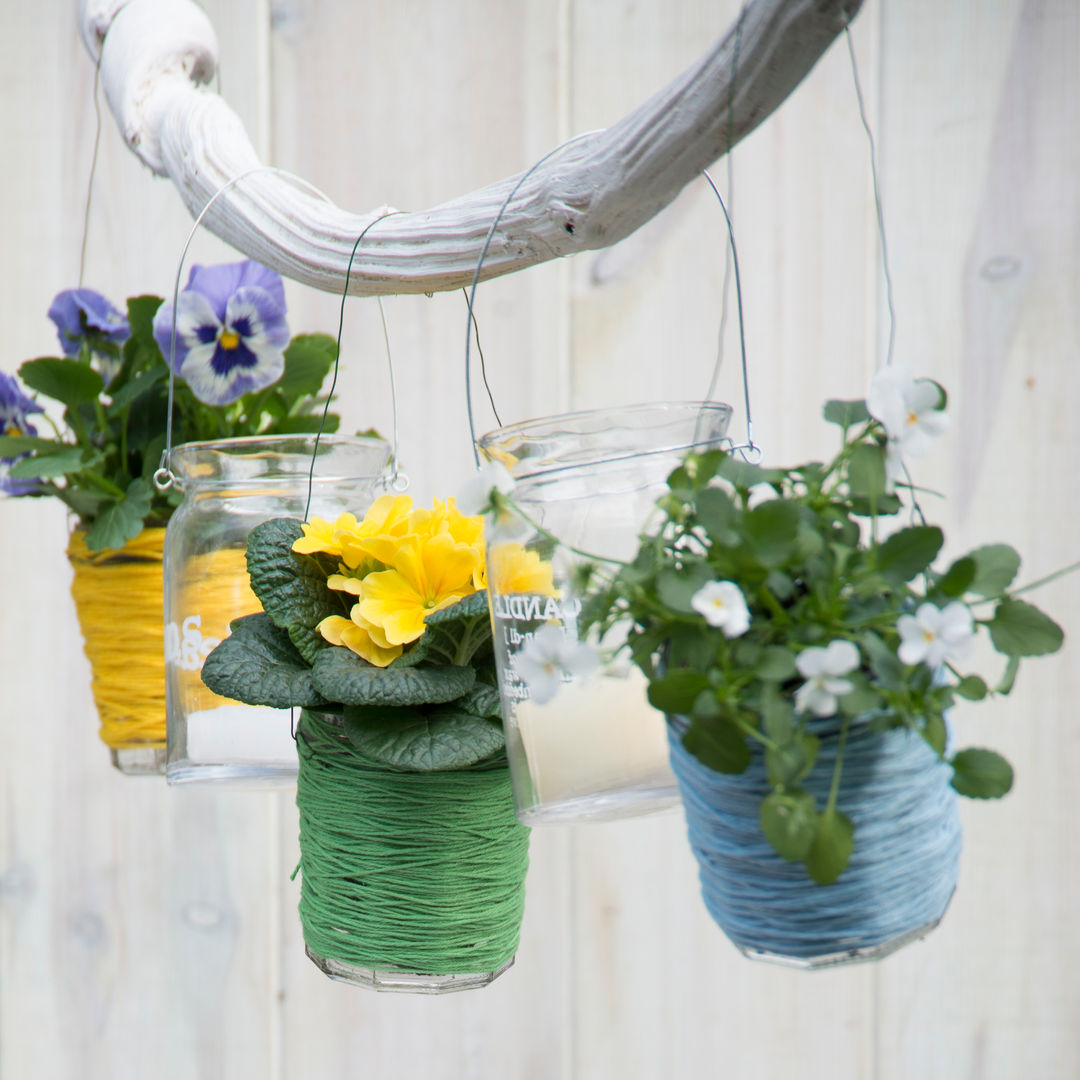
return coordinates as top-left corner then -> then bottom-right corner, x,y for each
296,710 -> 530,976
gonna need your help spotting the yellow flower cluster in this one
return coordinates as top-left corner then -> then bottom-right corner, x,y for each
294,495 -> 559,668
294,495 -> 485,667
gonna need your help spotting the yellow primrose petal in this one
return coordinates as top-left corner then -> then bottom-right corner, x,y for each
491,542 -> 557,596
350,606 -> 396,651
339,621 -> 402,667
357,569 -> 433,644
317,615 -> 356,647
292,512 -> 360,556
327,572 -> 365,596
421,531 -> 483,598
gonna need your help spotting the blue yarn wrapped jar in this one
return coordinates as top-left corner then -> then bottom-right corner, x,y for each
668,715 -> 962,967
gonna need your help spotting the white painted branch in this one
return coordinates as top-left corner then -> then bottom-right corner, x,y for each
81,0 -> 862,297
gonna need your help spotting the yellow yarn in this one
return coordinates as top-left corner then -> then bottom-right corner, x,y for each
68,529 -> 260,751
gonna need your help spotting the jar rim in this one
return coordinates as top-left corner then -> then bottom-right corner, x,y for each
476,401 -> 733,481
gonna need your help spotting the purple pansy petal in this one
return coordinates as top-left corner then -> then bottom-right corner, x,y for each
0,372 -> 43,431
225,286 -> 290,349
47,289 -> 129,356
185,260 -> 287,322
0,459 -> 41,497
153,289 -> 221,372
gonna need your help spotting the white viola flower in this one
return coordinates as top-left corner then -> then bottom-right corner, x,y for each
897,601 -> 976,669
456,460 -> 516,516
513,624 -> 599,706
691,580 -> 751,638
794,639 -> 860,717
866,365 -> 949,486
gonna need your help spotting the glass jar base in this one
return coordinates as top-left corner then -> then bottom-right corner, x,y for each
305,946 -> 515,994
518,786 -> 681,825
111,745 -> 167,776
166,760 -> 296,790
735,909 -> 948,970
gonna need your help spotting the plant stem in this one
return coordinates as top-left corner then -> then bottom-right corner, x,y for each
825,714 -> 850,815
1010,560 -> 1080,597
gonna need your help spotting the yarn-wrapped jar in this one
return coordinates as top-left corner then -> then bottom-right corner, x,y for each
668,714 -> 962,966
296,710 -> 530,993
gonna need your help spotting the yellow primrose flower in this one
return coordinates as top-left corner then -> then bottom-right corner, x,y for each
357,531 -> 482,645
338,494 -> 415,570
291,512 -> 360,557
489,542 -> 557,596
317,608 -> 402,667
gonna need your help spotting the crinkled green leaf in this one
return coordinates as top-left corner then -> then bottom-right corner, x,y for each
201,613 -> 328,708
968,544 -> 1021,597
950,747 -> 1013,799
18,357 -> 104,408
988,598 -> 1064,657
245,517 -> 343,662
311,646 -> 475,707
420,591 -> 493,666
876,525 -> 944,583
342,703 -> 504,772
760,789 -> 818,861
806,807 -> 854,884
83,477 -> 153,551
455,681 -> 503,720
681,718 -> 751,774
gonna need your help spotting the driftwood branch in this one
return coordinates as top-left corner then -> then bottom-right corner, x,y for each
80,0 -> 862,297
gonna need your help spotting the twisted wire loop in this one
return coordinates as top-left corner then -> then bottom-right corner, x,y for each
668,718 -> 962,964
295,712 -> 530,977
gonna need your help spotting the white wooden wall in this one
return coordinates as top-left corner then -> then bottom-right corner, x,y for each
2,2 -> 1078,1076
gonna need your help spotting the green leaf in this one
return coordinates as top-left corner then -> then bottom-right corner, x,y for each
655,563 -> 714,614
126,294 -> 165,346
106,366 -> 166,411
18,357 -> 104,409
859,629 -> 904,688
715,456 -> 783,491
759,683 -> 794,743
277,334 -> 337,405
950,747 -> 1014,799
455,681 -> 503,720
420,591 -> 493,666
311,646 -> 475,707
938,556 -> 976,598
805,808 -> 854,884
83,477 -> 153,551
849,492 -> 903,518
922,713 -> 947,756
836,671 -> 884,716
847,442 -> 887,503
744,500 -> 800,568
876,525 -> 944,583
954,674 -> 988,701
988,599 -> 1065,657
695,486 -> 739,544
823,399 -> 870,428
647,669 -> 711,715
760,790 -> 818,861
968,544 -> 1021,597
765,732 -> 819,788
7,447 -> 87,479
754,645 -> 797,682
996,655 -> 1020,695
245,517 -> 342,663
268,413 -> 341,435
0,434 -> 60,455
681,718 -> 751,774
201,613 -> 328,708
342,703 -> 504,772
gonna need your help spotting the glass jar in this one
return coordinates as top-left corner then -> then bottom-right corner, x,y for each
478,402 -> 732,824
163,435 -> 392,787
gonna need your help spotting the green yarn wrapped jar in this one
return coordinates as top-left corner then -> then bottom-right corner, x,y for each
296,710 -> 531,993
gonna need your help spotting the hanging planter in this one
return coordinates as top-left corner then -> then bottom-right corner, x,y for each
475,401 -> 732,824
559,370 -> 1067,964
296,710 -> 528,991
163,434 -> 390,787
68,527 -> 170,773
202,494 -> 530,991
0,264 -> 353,775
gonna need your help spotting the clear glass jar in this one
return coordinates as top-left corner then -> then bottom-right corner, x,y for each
478,402 -> 732,824
163,435 -> 391,787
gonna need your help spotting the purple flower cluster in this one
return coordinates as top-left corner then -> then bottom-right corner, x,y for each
152,261 -> 289,406
48,289 -> 130,356
0,372 -> 44,495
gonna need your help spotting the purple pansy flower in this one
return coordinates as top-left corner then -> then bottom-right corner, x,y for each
152,260 -> 289,406
0,371 -> 44,496
48,289 -> 130,357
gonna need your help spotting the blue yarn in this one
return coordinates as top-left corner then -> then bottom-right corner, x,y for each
668,717 -> 962,962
